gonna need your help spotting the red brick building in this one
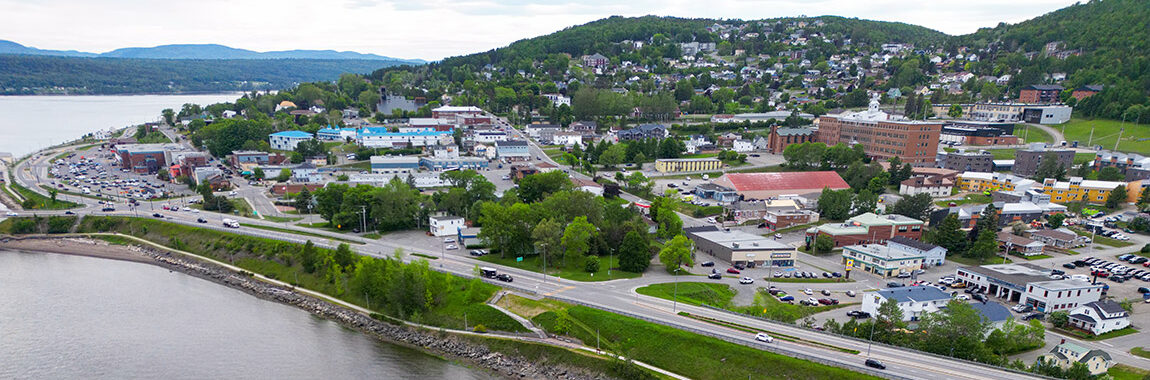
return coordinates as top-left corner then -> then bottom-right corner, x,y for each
765,126 -> 816,153
1018,85 -> 1063,103
817,103 -> 943,166
1071,85 -> 1103,101
805,212 -> 925,248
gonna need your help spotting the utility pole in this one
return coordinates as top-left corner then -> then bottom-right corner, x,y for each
1087,126 -> 1095,147
359,205 -> 367,233
673,267 -> 680,312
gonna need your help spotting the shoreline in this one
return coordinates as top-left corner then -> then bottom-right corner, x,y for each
0,235 -> 614,380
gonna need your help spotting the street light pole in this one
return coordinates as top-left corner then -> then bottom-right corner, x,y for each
673,267 -> 680,313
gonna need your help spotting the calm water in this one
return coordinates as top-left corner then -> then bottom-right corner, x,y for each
0,251 -> 494,380
0,94 -> 241,157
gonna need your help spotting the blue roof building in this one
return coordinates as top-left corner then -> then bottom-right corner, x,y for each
269,131 -> 314,151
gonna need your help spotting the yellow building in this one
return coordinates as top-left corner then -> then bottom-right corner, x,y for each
655,158 -> 723,173
1041,178 -> 1128,204
955,172 -> 1036,192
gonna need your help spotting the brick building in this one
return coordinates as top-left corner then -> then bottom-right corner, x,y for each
1018,85 -> 1063,103
764,126 -> 815,153
1071,85 -> 1103,101
805,212 -> 924,248
1013,143 -> 1075,177
936,149 -> 994,172
113,143 -> 184,174
817,99 -> 942,166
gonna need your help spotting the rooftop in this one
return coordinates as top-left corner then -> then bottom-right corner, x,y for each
715,171 -> 849,192
690,230 -> 792,251
844,244 -> 924,260
887,236 -> 941,252
874,286 -> 951,303
968,302 -> 1013,323
270,130 -> 313,138
1029,279 -> 1100,291
959,263 -> 1053,288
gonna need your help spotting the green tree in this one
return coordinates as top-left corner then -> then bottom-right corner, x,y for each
161,108 -> 175,125
532,218 -> 563,263
658,234 -> 694,270
889,193 -> 933,221
618,231 -> 650,273
814,235 -> 834,254
275,168 -> 292,182
1138,186 -> 1150,210
655,206 -> 682,239
518,171 -> 572,203
947,104 -> 963,118
816,188 -> 852,220
931,214 -> 968,256
966,228 -> 998,261
295,188 -> 313,213
1034,152 -> 1067,181
598,143 -> 626,168
1047,213 -> 1066,229
252,167 -> 265,180
584,256 -> 600,273
562,217 -> 597,266
1097,166 -> 1123,181
1106,185 -> 1127,209
332,243 -> 354,269
1048,311 -> 1070,328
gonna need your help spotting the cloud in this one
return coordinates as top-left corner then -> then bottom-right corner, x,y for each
0,0 -> 1081,61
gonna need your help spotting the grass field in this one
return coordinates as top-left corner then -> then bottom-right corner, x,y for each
1061,118 -> 1150,154
677,202 -> 723,217
528,303 -> 880,380
8,182 -> 81,210
935,193 -> 992,207
1109,364 -> 1150,380
1130,347 -> 1150,359
476,253 -> 641,282
1074,152 -> 1097,165
1012,124 -> 1054,144
261,215 -> 301,223
1056,326 -> 1139,341
635,282 -> 735,307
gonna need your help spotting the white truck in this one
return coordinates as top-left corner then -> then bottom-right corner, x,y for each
222,219 -> 240,228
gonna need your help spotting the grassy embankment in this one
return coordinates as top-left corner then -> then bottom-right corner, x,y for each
499,293 -> 879,380
1012,124 -> 1054,144
635,282 -> 854,324
6,181 -> 81,210
477,253 -> 640,282
1061,118 -> 1150,155
1109,364 -> 1150,380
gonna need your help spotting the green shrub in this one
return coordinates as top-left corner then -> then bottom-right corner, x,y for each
473,324 -> 487,333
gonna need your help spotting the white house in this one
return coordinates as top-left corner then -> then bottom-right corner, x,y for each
732,139 -> 755,153
429,216 -> 465,237
861,286 -> 951,322
886,236 -> 948,266
899,175 -> 953,198
1068,300 -> 1130,336
553,132 -> 584,147
544,94 -> 571,107
1038,343 -> 1113,376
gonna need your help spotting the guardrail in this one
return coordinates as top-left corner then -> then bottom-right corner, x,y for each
696,304 -> 1056,380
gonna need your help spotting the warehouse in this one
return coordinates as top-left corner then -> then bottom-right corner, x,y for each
685,228 -> 795,268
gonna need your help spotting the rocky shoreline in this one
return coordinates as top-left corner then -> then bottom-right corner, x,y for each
0,236 -> 614,380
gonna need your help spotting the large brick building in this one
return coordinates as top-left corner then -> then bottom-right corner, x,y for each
764,126 -> 815,153
805,212 -> 925,248
1071,85 -> 1103,101
113,143 -> 185,174
1018,85 -> 1063,103
936,149 -> 994,172
817,100 -> 942,166
1013,143 -> 1075,177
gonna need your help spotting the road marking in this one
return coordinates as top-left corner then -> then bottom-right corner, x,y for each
542,286 -> 574,296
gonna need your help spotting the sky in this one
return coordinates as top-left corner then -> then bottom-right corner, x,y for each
0,0 -> 1081,61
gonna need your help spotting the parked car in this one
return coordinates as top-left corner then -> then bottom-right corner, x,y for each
818,298 -> 839,305
865,359 -> 886,370
821,289 -> 831,296
700,261 -> 715,267
1012,304 -> 1034,313
778,295 -> 795,302
847,310 -> 871,319
1062,263 -> 1077,269
896,272 -> 911,278
886,282 -> 904,288
726,268 -> 741,274
1022,312 -> 1045,321
196,218 -> 207,223
846,290 -> 856,297
802,288 -> 813,295
445,244 -> 458,250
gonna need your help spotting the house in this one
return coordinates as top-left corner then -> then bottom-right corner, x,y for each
899,175 -> 954,198
357,128 -> 453,149
997,232 -> 1045,256
269,131 -> 314,151
571,177 -> 604,196
429,216 -> 465,237
1067,300 -> 1131,336
1028,228 -> 1087,249
1038,343 -> 1113,376
732,139 -> 754,153
569,121 -> 597,134
887,236 -> 947,266
552,132 -> 584,147
861,286 -> 951,321
582,53 -> 609,68
617,124 -> 667,141
291,162 -> 320,183
526,124 -> 562,141
275,100 -> 297,112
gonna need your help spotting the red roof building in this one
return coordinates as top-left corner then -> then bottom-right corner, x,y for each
711,171 -> 849,199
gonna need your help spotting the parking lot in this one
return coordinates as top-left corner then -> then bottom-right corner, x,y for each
46,145 -> 199,206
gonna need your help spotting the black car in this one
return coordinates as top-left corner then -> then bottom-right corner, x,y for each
1073,260 -> 1090,267
1022,312 -> 1045,321
886,282 -> 904,288
700,261 -> 715,267
864,359 -> 886,370
101,207 -> 115,212
496,274 -> 513,283
847,310 -> 871,319
152,213 -> 163,218
1062,263 -> 1077,269
707,273 -> 722,280
197,218 -> 207,223
64,211 -> 75,215
972,293 -> 987,302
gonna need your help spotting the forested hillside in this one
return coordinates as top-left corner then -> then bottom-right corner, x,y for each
0,55 -> 404,95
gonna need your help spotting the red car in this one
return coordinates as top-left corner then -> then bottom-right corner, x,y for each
1092,270 -> 1110,278
726,268 -> 741,274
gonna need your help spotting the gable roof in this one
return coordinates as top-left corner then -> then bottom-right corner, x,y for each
1087,300 -> 1128,317
1030,229 -> 1077,242
969,302 -> 1012,323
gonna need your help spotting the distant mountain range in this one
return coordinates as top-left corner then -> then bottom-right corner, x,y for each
0,40 -> 425,63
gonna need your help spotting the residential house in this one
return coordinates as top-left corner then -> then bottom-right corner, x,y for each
571,177 -> 604,196
617,124 -> 667,141
1068,300 -> 1130,336
899,175 -> 954,198
997,232 -> 1045,256
861,286 -> 951,322
1028,228 -> 1087,249
732,139 -> 754,153
1038,343 -> 1113,376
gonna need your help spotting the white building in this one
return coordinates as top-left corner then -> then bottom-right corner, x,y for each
899,175 -> 954,198
357,128 -> 453,148
544,94 -> 571,107
732,139 -> 754,152
552,132 -> 584,147
886,236 -> 948,266
1068,300 -> 1130,336
473,131 -> 509,143
269,131 -> 313,151
429,216 -> 465,237
861,286 -> 951,322
1024,279 -> 1104,313
571,177 -> 604,196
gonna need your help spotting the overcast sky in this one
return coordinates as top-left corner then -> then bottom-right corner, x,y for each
1,0 -> 1079,61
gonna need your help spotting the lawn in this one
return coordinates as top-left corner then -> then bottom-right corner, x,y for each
730,290 -> 855,324
1012,124 -> 1054,144
676,202 -> 724,217
635,282 -> 736,307
1069,228 -> 1135,248
682,153 -> 718,159
331,161 -> 371,170
476,253 -> 641,282
1061,118 -> 1150,154
1011,253 -> 1053,260
532,305 -> 880,380
1055,326 -> 1139,341
1131,347 -> 1150,359
984,149 -> 1018,160
935,193 -> 992,207
262,215 -> 302,223
1108,364 -> 1150,380
1073,152 -> 1097,165
947,255 -> 1013,266
8,182 -> 81,210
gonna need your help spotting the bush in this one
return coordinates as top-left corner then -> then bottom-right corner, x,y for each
473,324 -> 487,333
814,235 -> 834,254
1141,244 -> 1150,253
1049,311 -> 1070,328
585,256 -> 601,273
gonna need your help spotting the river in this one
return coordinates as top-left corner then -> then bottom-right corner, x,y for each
0,94 -> 242,157
0,251 -> 494,380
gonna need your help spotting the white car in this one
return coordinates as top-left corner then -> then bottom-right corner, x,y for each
754,332 -> 774,343
445,244 -> 458,250
802,288 -> 813,295
954,294 -> 970,301
739,277 -> 754,284
4,211 -> 17,217
444,237 -> 456,243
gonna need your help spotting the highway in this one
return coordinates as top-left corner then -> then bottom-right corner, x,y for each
3,133 -> 1047,380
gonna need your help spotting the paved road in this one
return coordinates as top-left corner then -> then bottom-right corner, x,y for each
1,134 -> 1057,380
